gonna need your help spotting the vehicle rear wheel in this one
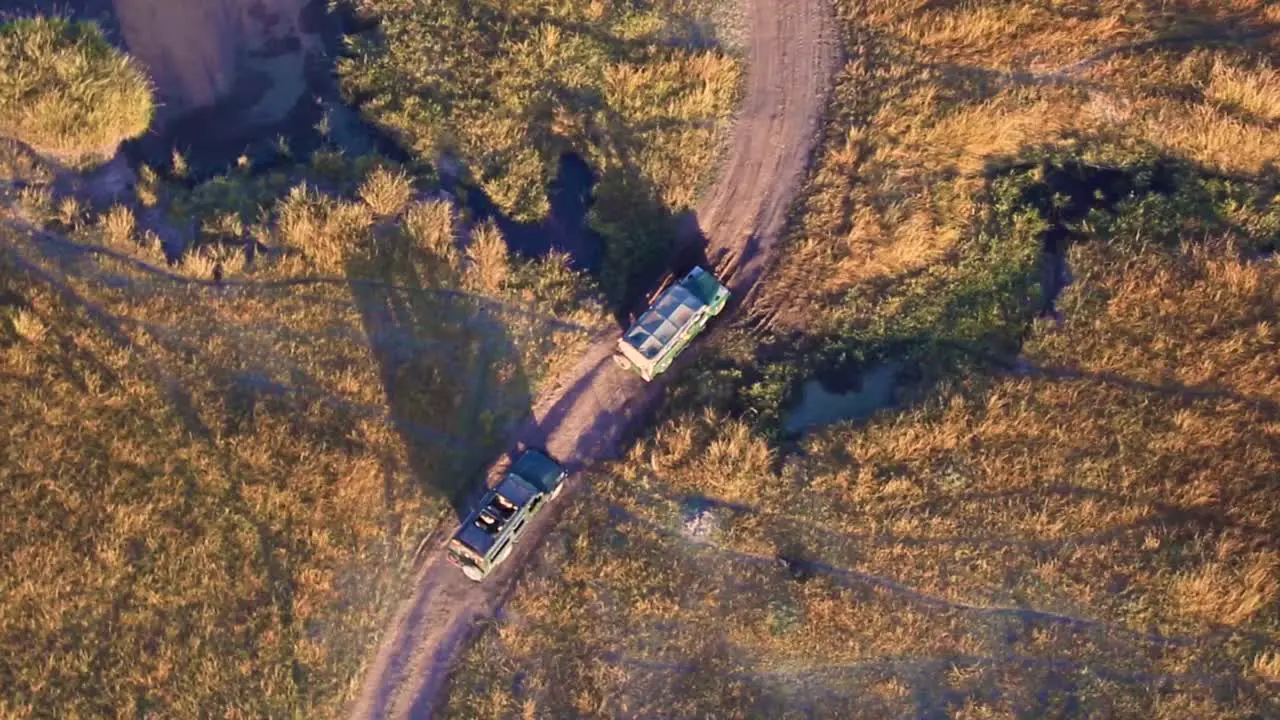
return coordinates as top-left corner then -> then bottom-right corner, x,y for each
612,353 -> 633,371
549,481 -> 565,500
461,563 -> 485,582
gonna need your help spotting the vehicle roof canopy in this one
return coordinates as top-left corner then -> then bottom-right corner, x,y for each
453,474 -> 540,557
622,283 -> 705,360
454,515 -> 500,557
684,267 -> 726,305
494,472 -> 539,507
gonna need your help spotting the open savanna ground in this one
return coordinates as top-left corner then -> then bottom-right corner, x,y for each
442,1 -> 1280,717
755,0 -> 1279,338
0,0 -> 747,712
444,230 -> 1280,720
0,157 -> 608,717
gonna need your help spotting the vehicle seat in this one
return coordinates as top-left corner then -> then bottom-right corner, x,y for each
476,511 -> 502,533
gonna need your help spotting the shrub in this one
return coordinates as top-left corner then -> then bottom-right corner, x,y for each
98,204 -> 135,246
403,199 -> 460,275
464,219 -> 510,295
0,16 -> 153,168
276,183 -> 374,272
358,165 -> 414,217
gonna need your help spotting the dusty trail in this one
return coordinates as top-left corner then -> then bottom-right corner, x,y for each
347,0 -> 838,717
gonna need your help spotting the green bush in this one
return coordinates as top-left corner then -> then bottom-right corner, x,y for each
0,16 -> 153,167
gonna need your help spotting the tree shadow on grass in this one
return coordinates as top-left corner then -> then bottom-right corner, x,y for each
344,228 -> 535,520
0,241 -> 326,704
448,147 -> 714,330
585,501 -> 1277,719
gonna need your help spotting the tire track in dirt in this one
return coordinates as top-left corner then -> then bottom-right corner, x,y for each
347,0 -> 838,717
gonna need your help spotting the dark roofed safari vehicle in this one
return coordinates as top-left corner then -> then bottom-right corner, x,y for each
614,266 -> 730,381
447,449 -> 568,581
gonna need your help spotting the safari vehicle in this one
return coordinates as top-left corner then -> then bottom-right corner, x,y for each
613,266 -> 730,381
446,449 -> 568,581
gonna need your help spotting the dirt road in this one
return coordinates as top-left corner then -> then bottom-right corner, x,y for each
346,0 -> 837,717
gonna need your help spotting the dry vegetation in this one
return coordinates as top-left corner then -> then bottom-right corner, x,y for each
0,16 -> 153,168
444,1 -> 1280,717
0,1 -> 741,716
339,0 -> 741,299
0,144 -> 610,715
750,0 -> 1279,330
446,240 -> 1278,718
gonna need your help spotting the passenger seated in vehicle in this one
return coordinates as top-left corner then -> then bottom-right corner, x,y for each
476,512 -> 500,533
493,495 -> 517,517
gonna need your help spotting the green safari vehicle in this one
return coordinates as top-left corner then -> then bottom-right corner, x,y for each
446,449 -> 567,581
613,266 -> 730,381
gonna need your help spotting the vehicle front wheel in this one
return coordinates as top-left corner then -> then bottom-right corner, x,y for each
549,481 -> 565,500
461,563 -> 485,582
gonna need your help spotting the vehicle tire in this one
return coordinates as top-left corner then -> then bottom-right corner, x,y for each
612,353 -> 633,371
549,480 -> 565,501
462,563 -> 485,582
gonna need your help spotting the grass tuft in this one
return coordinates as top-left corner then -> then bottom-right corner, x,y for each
10,307 -> 45,342
358,166 -> 415,217
98,203 -> 135,246
464,219 -> 511,294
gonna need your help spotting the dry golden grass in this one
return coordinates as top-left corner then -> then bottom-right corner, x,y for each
403,199 -> 460,271
0,137 -> 52,187
276,182 -> 375,273
358,166 -> 415,217
0,261 -> 439,717
445,241 -> 1280,719
0,150 -> 610,716
0,16 -> 153,168
443,1 -> 1280,716
758,0 -> 1280,329
464,219 -> 511,295
1208,59 -> 1280,121
1254,651 -> 1280,682
98,203 -> 134,246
